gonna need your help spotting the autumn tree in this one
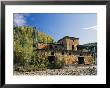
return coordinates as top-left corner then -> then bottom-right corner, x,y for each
14,27 -> 34,66
14,26 -> 54,67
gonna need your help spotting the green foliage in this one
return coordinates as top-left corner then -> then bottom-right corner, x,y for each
29,51 -> 49,69
55,59 -> 64,69
14,26 -> 54,68
48,58 -> 64,69
38,32 -> 54,44
14,27 -> 34,66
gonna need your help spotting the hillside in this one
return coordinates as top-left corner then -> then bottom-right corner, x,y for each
83,42 -> 97,47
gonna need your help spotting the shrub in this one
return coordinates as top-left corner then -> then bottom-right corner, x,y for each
55,59 -> 64,69
29,51 -> 49,69
48,57 -> 64,69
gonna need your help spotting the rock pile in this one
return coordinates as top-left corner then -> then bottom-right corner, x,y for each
14,65 -> 97,76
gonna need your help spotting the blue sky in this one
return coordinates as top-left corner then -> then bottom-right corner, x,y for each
14,13 -> 97,45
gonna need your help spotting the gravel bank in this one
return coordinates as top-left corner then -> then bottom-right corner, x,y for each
14,65 -> 97,76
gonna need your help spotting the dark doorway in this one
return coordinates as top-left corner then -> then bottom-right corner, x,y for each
48,55 -> 56,69
72,45 -> 74,50
69,52 -> 71,55
51,52 -> 54,55
50,45 -> 53,49
48,56 -> 55,63
62,51 -> 64,55
55,46 -> 57,48
78,57 -> 84,64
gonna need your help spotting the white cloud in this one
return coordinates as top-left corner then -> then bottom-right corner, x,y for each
82,26 -> 97,31
13,14 -> 27,26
